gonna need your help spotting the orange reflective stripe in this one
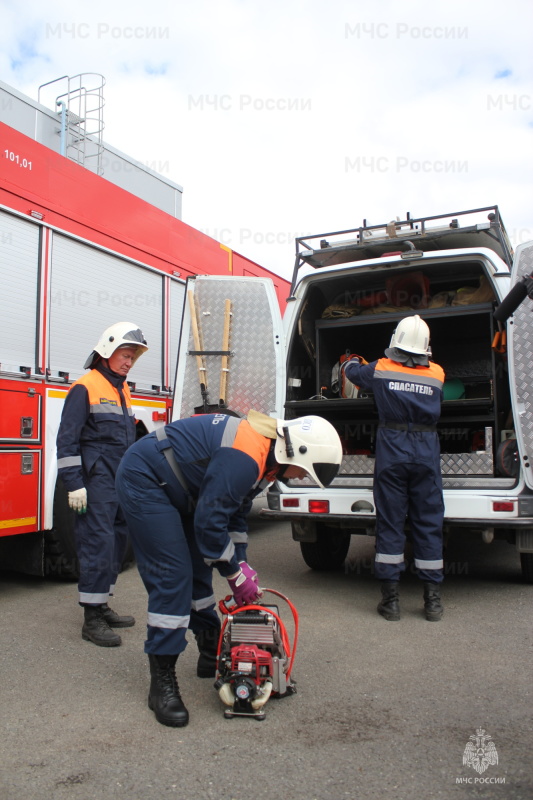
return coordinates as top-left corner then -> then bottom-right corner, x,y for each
376,358 -> 445,384
232,420 -> 271,476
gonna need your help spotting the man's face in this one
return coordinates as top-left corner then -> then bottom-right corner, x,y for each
280,465 -> 307,481
107,346 -> 139,376
264,463 -> 308,485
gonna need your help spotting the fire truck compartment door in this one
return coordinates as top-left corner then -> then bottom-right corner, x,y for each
172,275 -> 285,420
0,387 -> 41,443
507,240 -> 533,491
0,451 -> 41,536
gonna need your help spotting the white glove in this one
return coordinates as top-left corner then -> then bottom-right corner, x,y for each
68,488 -> 87,514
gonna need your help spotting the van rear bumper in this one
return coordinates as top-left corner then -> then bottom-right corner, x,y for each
261,509 -> 533,528
266,485 -> 533,523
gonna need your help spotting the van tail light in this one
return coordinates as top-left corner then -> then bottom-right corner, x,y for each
152,411 -> 167,422
282,498 -> 300,508
308,500 -> 329,514
492,501 -> 515,512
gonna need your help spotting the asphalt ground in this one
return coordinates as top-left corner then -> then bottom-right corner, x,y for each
1,500 -> 531,800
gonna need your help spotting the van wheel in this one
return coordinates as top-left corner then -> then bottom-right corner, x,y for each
43,478 -> 135,581
300,525 -> 351,571
520,553 -> 533,583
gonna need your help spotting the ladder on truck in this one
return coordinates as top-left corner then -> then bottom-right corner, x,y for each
38,73 -> 105,175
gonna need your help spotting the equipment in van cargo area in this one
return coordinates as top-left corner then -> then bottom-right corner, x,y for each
331,352 -> 368,398
442,378 -> 465,401
386,271 -> 430,309
269,206 -> 533,583
496,437 -> 520,478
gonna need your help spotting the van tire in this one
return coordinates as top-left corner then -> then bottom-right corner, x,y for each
44,477 -> 135,581
300,525 -> 351,570
520,553 -> 533,583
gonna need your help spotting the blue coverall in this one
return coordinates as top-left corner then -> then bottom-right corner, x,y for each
115,413 -> 276,655
57,364 -> 137,604
344,356 -> 445,583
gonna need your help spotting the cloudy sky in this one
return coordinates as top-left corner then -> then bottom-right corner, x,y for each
2,0 -> 532,281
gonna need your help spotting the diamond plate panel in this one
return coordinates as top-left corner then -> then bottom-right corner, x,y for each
510,242 -> 533,490
441,426 -> 493,475
294,427 -> 495,487
338,427 -> 493,476
339,455 -> 375,475
442,476 -> 514,488
289,474 -> 514,489
440,452 -> 492,475
178,278 -> 281,418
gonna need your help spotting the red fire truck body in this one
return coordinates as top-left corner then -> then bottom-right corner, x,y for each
0,121 -> 288,576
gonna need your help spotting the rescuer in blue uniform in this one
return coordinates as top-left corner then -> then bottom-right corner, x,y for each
56,322 -> 148,647
115,410 -> 342,727
343,315 -> 445,623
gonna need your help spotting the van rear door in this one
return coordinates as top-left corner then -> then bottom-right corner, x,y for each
172,275 -> 285,420
507,241 -> 533,491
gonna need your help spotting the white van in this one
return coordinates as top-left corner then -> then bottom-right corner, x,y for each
173,206 -> 533,583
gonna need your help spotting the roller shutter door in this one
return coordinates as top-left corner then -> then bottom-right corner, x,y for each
49,235 -> 163,388
0,211 -> 40,371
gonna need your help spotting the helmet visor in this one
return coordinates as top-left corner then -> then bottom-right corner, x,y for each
314,462 -> 340,487
123,328 -> 147,345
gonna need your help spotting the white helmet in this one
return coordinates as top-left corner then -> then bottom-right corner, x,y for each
389,314 -> 430,355
84,321 -> 148,369
274,416 -> 343,488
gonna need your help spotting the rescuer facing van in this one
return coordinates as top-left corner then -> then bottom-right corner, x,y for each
342,315 -> 446,622
56,322 -> 148,647
114,411 -> 342,727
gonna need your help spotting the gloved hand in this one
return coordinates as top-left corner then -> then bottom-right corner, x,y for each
342,354 -> 368,369
340,354 -> 368,383
68,488 -> 87,514
227,562 -> 261,607
342,356 -> 360,370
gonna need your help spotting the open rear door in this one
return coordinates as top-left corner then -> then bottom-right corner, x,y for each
172,275 -> 285,421
507,241 -> 533,490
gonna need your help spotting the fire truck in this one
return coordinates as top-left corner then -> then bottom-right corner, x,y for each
0,108 -> 288,579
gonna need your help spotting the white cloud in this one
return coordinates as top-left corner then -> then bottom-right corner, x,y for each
1,0 -> 532,279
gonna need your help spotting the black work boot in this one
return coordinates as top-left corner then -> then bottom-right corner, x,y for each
148,654 -> 189,727
423,582 -> 443,621
82,606 -> 122,646
101,604 -> 135,628
377,581 -> 400,621
195,627 -> 221,678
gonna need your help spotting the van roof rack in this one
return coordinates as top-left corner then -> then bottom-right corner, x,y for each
289,206 -> 513,297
